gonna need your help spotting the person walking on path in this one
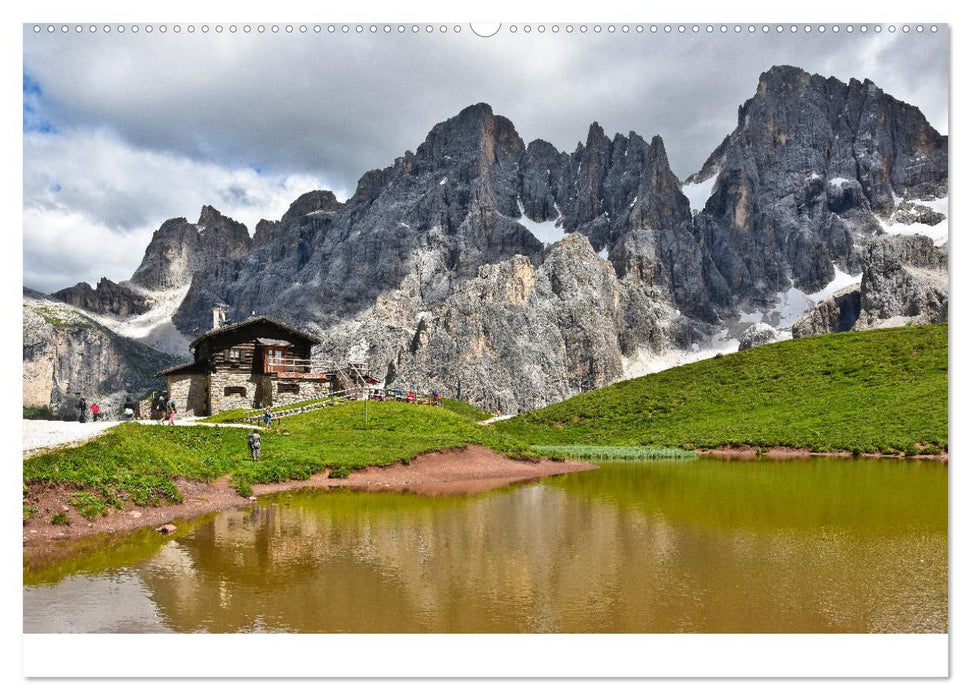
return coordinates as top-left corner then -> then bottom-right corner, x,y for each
263,407 -> 272,428
248,429 -> 261,461
167,398 -> 177,426
90,402 -> 100,422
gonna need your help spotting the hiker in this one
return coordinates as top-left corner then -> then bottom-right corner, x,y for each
432,389 -> 440,406
248,429 -> 261,461
167,398 -> 176,426
396,388 -> 403,402
77,396 -> 87,423
407,390 -> 416,403
263,407 -> 272,428
90,402 -> 100,422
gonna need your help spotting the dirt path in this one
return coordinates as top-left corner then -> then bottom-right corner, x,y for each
23,445 -> 596,560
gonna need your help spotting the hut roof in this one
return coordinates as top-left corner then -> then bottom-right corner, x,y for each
189,316 -> 320,349
156,359 -> 206,377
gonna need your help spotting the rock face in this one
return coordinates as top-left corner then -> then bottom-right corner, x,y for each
792,234 -> 946,337
129,206 -> 251,291
792,286 -> 862,338
53,277 -> 154,317
42,66 -> 948,412
738,323 -> 786,351
312,234 -> 631,411
855,234 -> 948,329
23,289 -> 175,417
692,65 -> 947,310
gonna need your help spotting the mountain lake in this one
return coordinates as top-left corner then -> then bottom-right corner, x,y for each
23,455 -> 947,633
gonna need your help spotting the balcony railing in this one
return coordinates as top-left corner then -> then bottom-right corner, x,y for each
263,357 -> 315,375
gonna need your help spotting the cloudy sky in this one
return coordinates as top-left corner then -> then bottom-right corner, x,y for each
23,24 -> 948,292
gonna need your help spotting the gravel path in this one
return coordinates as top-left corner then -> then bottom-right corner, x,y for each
22,418 -> 255,454
479,414 -> 514,425
22,419 -> 120,452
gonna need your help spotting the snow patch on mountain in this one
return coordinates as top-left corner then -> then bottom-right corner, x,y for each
808,265 -> 863,303
681,172 -> 719,214
879,195 -> 949,246
79,284 -> 192,357
622,329 -> 740,379
517,215 -> 567,245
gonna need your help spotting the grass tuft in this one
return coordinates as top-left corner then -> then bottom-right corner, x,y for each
68,492 -> 111,519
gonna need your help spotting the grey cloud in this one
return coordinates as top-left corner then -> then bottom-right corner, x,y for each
24,26 -> 948,187
22,26 -> 948,293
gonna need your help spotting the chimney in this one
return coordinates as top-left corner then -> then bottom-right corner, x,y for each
212,306 -> 227,330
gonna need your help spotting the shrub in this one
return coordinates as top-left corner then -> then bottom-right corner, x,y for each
328,466 -> 351,479
68,492 -> 110,519
230,474 -> 253,497
50,512 -> 70,526
23,505 -> 37,524
23,405 -> 55,420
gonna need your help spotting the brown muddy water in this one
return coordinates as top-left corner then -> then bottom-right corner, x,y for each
23,456 -> 947,633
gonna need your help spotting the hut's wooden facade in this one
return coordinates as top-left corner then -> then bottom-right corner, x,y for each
158,315 -> 343,416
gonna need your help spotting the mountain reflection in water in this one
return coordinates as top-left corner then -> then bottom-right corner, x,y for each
23,457 -> 947,633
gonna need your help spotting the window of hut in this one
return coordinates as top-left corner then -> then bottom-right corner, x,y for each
224,386 -> 247,397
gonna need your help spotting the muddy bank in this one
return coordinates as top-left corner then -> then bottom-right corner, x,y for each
23,445 -> 596,560
697,445 -> 948,460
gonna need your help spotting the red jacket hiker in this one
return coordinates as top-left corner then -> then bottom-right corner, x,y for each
90,403 -> 100,421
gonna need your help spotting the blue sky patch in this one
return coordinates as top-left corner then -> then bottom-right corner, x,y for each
23,73 -> 54,133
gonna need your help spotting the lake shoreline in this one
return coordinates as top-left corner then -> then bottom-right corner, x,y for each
697,445 -> 949,460
22,445 -> 596,561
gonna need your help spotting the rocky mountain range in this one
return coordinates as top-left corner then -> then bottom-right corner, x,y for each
27,65 -> 948,414
23,289 -> 178,417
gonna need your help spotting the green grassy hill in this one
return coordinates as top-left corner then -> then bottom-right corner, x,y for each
442,397 -> 495,422
496,325 -> 948,455
23,401 -> 535,520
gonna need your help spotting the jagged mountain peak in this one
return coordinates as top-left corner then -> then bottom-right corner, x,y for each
585,121 -> 606,143
129,204 -> 252,291
695,64 -> 947,310
281,190 -> 342,222
756,64 -> 811,91
197,204 -> 248,235
45,66 -> 947,415
416,102 -> 523,162
646,134 -> 670,164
